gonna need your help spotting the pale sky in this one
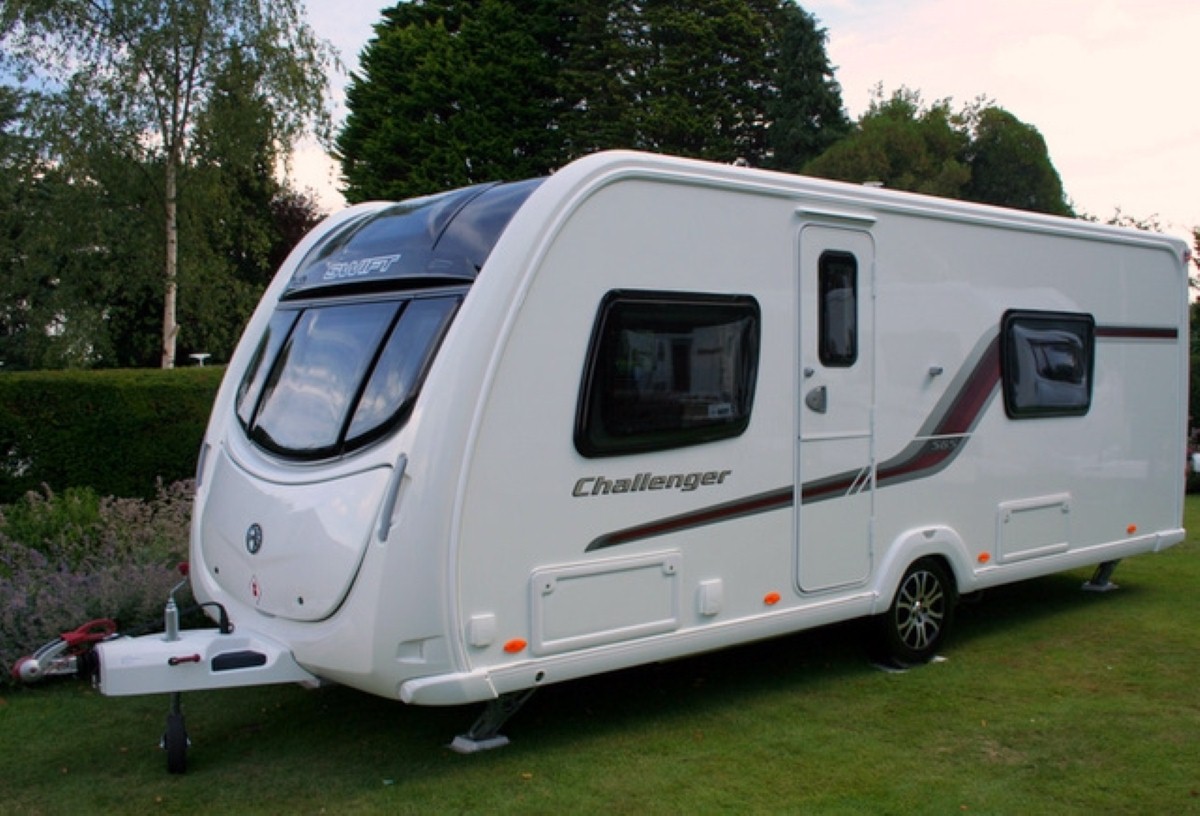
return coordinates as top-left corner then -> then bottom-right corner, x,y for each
295,0 -> 1199,240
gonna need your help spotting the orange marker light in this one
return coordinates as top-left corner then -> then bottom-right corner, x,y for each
977,552 -> 991,564
1126,524 -> 1138,535
764,592 -> 781,606
503,639 -> 527,654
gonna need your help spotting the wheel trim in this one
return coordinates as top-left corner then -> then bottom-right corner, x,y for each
895,569 -> 946,650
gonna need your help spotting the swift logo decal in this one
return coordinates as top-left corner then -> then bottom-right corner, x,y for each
321,254 -> 401,282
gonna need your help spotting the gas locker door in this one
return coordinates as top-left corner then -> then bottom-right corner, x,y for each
796,226 -> 875,592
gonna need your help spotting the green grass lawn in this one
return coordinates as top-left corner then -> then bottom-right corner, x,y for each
3,500 -> 1199,815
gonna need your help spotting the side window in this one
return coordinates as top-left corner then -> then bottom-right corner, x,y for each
1001,310 -> 1095,418
575,291 -> 761,458
819,251 -> 857,367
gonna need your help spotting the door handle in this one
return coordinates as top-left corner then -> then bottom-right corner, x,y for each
805,385 -> 828,414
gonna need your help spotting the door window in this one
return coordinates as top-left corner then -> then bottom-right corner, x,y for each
818,251 -> 858,367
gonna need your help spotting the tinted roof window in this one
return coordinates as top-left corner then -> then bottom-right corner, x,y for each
432,178 -> 545,275
285,178 -> 542,298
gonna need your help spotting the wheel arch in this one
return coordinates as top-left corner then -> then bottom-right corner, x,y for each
871,525 -> 973,614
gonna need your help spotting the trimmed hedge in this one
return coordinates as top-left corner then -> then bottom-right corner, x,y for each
0,367 -> 226,503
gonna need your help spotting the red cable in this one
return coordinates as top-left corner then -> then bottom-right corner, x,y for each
59,619 -> 117,652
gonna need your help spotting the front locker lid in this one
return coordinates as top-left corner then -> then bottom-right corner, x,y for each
198,448 -> 391,622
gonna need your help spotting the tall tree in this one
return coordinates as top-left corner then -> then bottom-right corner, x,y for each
804,87 -> 1073,217
338,0 -> 850,202
804,87 -> 971,198
0,87 -> 32,364
961,105 -> 1072,216
340,0 -> 568,201
763,4 -> 850,171
592,0 -> 784,162
180,50 -> 296,363
0,84 -> 151,368
1,0 -> 334,367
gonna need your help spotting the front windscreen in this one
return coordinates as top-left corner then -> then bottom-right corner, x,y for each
236,294 -> 461,459
236,176 -> 542,458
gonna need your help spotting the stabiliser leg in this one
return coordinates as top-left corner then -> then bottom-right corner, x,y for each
162,692 -> 190,774
1082,559 -> 1121,593
449,689 -> 536,754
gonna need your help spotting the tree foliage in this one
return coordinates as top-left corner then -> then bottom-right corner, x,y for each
766,4 -> 853,171
0,0 -> 334,367
961,105 -> 1073,216
805,87 -> 1072,216
804,88 -> 970,198
337,0 -> 850,201
0,160 -> 324,371
339,0 -> 565,200
0,74 -> 325,371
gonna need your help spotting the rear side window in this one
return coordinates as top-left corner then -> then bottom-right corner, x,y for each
236,294 -> 460,458
575,291 -> 760,457
1001,310 -> 1095,418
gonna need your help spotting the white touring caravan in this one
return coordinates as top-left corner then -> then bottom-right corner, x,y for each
23,151 -> 1189,769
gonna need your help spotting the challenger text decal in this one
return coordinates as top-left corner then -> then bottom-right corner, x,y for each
573,470 -> 732,497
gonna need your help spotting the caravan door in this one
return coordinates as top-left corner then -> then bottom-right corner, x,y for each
796,226 -> 875,592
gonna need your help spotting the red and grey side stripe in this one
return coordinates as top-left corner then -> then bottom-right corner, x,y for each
585,323 -> 1177,553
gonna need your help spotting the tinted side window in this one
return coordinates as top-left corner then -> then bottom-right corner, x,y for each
819,251 -> 857,367
1001,310 -> 1095,418
576,291 -> 760,458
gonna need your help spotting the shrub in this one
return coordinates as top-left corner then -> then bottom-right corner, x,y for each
1,481 -> 193,683
0,366 -> 224,503
0,486 -> 103,556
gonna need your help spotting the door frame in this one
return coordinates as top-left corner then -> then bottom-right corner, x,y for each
795,224 -> 877,593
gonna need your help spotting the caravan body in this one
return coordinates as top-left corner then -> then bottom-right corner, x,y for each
98,151 -> 1188,719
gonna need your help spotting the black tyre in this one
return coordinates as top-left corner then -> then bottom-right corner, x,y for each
874,558 -> 955,668
164,711 -> 188,775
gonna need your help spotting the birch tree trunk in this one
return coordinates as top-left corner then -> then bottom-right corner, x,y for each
161,154 -> 179,369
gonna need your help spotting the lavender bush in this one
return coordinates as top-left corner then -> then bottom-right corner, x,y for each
1,481 -> 193,683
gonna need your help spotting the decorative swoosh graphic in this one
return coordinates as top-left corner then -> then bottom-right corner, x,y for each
585,323 -> 1177,553
1095,326 -> 1179,340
